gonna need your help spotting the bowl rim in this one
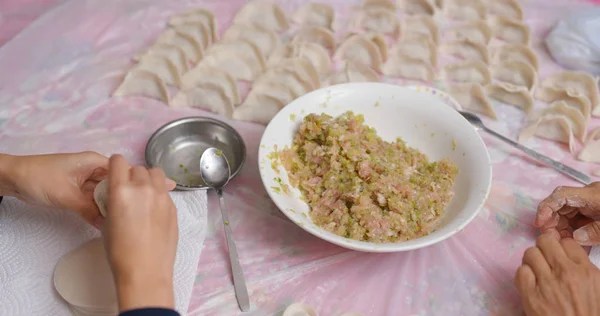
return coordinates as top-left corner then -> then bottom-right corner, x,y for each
145,116 -> 247,190
258,82 -> 492,252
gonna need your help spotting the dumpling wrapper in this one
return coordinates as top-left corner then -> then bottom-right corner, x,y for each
293,25 -> 336,52
171,83 -> 234,118
168,8 -> 217,41
222,23 -> 281,57
207,38 -> 267,69
484,82 -> 533,113
181,66 -> 240,104
447,20 -> 492,45
197,52 -> 260,81
254,61 -> 316,96
292,3 -> 334,29
233,94 -> 284,125
491,43 -> 539,71
329,61 -> 380,85
382,53 -> 434,82
133,43 -> 189,75
341,32 -> 388,62
113,69 -> 169,104
54,238 -> 118,313
490,16 -> 530,45
94,179 -> 108,218
269,58 -> 320,90
527,100 -> 587,141
233,1 -> 289,31
534,86 -> 592,121
489,0 -> 523,20
519,116 -> 576,153
391,37 -> 437,66
490,60 -> 537,92
171,22 -> 213,50
443,0 -> 487,21
334,34 -> 383,71
245,83 -> 296,111
579,127 -> 600,163
268,42 -> 332,75
441,39 -> 489,64
442,60 -> 491,85
402,15 -> 439,44
447,83 -> 497,119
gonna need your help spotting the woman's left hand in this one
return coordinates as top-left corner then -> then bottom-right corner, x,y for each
1,152 -> 109,225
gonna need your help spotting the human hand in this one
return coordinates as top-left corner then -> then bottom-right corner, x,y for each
514,233 -> 600,316
535,182 -> 600,246
0,152 -> 109,225
103,155 -> 178,312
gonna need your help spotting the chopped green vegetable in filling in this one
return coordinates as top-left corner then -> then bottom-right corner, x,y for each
277,111 -> 458,243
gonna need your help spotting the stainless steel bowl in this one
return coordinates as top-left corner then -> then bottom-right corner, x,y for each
145,117 -> 246,190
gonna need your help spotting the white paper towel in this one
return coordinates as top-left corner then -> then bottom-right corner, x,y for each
0,191 -> 207,316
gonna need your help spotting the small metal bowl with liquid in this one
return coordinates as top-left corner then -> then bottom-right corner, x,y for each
145,117 -> 246,190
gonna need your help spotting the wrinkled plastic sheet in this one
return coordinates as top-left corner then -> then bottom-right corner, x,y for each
1,0 -> 599,315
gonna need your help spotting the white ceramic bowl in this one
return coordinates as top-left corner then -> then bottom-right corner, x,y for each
258,83 -> 492,252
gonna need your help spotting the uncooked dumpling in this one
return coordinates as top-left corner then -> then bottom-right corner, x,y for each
329,61 -> 380,85
133,44 -> 189,75
233,1 -> 289,31
181,66 -> 241,104
484,82 -> 533,113
233,94 -> 285,125
113,69 -> 169,104
441,39 -> 489,64
351,7 -> 400,37
441,60 -> 491,85
443,0 -> 487,20
579,127 -> 600,163
168,8 -> 217,41
488,0 -> 523,20
490,60 -> 537,92
490,16 -> 530,45
260,58 -> 320,91
93,179 -> 108,218
292,3 -> 334,29
208,39 -> 267,70
519,116 -> 576,153
170,22 -> 213,51
246,83 -> 296,110
222,24 -> 281,57
54,238 -> 118,314
491,43 -> 539,71
171,83 -> 234,117
156,29 -> 204,63
447,83 -> 497,119
540,71 -> 600,115
197,51 -> 262,81
527,101 -> 587,141
382,53 -> 434,82
534,86 -> 592,121
293,25 -> 336,52
390,37 -> 437,66
447,20 -> 492,45
268,42 -> 332,75
254,67 -> 314,98
342,32 -> 388,62
334,34 -> 383,71
132,55 -> 181,87
402,15 -> 439,44
397,0 -> 436,16
282,303 -> 318,316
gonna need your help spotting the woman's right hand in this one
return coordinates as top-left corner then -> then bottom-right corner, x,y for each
535,182 -> 600,245
103,155 -> 179,312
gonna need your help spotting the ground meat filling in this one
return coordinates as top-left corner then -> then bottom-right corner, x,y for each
280,111 -> 459,243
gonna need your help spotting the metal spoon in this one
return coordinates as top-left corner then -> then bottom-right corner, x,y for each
200,147 -> 250,312
459,111 -> 591,185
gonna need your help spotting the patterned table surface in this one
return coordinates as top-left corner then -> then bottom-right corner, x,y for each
1,0 -> 600,315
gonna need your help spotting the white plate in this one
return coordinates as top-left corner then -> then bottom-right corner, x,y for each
258,83 -> 492,252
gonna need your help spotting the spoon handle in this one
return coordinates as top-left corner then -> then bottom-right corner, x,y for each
217,189 -> 250,312
483,127 -> 591,185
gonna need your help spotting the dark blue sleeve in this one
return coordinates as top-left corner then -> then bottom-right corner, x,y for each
119,308 -> 180,316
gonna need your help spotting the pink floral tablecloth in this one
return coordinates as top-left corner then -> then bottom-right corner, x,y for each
1,0 -> 600,315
